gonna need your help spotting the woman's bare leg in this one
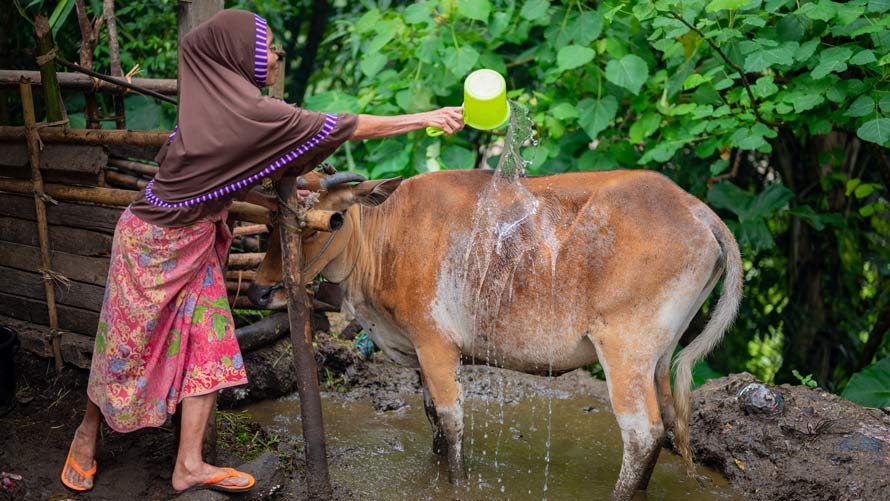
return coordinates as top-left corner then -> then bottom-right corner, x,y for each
170,391 -> 250,491
63,400 -> 101,489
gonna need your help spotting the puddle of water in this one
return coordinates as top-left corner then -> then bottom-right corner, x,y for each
246,392 -> 744,500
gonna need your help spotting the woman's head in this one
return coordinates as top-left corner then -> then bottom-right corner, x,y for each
181,9 -> 279,89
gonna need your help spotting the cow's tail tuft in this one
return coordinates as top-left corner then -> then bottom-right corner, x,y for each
673,208 -> 743,474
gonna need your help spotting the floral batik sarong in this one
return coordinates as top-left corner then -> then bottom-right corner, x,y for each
87,207 -> 247,432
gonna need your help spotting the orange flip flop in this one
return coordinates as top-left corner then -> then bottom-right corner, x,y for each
60,448 -> 97,491
179,467 -> 256,494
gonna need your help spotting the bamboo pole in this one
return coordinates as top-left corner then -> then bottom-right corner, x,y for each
233,224 -> 268,237
108,157 -> 159,176
34,15 -> 64,123
104,170 -> 148,189
0,70 -> 177,96
226,253 -> 266,269
0,179 -> 271,224
0,126 -> 169,146
20,80 -> 64,371
225,269 -> 256,281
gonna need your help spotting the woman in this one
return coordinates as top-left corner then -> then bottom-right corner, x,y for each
61,9 -> 463,493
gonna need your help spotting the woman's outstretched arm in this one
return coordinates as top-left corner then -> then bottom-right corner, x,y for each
350,106 -> 464,140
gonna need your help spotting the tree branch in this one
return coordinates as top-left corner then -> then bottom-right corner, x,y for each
668,11 -> 773,127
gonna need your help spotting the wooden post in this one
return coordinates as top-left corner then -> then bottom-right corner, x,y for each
102,0 -> 126,129
33,15 -> 64,123
177,0 -> 225,98
74,0 -> 104,129
20,80 -> 64,372
277,178 -> 332,499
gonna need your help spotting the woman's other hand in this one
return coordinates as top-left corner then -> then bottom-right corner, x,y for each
423,106 -> 465,136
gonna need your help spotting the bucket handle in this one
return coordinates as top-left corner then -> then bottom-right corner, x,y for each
425,126 -> 445,137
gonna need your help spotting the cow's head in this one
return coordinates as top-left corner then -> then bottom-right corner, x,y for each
246,171 -> 403,309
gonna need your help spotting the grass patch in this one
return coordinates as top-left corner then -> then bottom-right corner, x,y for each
216,410 -> 280,461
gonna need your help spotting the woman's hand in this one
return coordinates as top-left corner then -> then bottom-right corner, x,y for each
423,106 -> 465,136
351,107 -> 465,141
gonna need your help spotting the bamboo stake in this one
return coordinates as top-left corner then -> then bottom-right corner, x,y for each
20,80 -> 64,372
0,179 -> 272,224
0,126 -> 169,146
33,15 -> 64,123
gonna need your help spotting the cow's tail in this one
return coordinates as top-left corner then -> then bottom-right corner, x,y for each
672,207 -> 743,473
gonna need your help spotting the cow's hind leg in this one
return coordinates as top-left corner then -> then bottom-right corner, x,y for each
422,384 -> 448,455
415,334 -> 465,483
596,340 -> 665,501
638,353 -> 675,491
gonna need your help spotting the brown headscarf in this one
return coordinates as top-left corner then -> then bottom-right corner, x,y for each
130,9 -> 357,227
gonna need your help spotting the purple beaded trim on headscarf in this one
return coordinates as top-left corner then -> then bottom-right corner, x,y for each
145,113 -> 339,209
254,14 -> 268,87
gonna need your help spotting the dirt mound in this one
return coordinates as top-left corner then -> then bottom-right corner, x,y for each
689,373 -> 890,500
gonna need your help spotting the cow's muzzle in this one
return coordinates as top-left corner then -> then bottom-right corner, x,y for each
247,282 -> 281,308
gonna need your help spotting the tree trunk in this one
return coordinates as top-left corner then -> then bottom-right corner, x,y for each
288,0 -> 331,105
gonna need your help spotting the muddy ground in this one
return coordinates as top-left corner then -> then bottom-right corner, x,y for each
2,323 -> 889,500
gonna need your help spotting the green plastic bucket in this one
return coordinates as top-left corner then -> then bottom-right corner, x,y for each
427,69 -> 510,136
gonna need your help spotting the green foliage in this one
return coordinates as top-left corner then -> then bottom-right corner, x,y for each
842,357 -> 890,407
791,369 -> 819,388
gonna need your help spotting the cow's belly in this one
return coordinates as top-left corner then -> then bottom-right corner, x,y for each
349,302 -> 420,367
459,326 -> 599,373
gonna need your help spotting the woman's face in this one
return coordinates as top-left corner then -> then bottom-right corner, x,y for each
265,27 -> 280,88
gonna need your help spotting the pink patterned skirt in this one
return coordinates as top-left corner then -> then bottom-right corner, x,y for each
88,208 -> 247,432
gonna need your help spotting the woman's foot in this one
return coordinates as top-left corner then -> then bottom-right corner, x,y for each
61,424 -> 99,490
171,460 -> 252,492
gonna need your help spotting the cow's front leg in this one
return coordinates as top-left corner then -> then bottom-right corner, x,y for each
415,334 -> 464,483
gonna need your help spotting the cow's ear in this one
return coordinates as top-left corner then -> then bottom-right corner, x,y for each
352,177 -> 403,207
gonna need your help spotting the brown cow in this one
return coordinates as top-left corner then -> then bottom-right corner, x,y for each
248,169 -> 742,500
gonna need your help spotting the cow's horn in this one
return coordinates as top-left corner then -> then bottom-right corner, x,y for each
320,172 -> 367,190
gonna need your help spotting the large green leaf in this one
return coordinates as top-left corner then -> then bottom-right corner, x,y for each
572,11 -> 604,45
744,41 -> 798,72
605,55 -> 649,95
811,46 -> 853,79
520,0 -> 550,20
441,144 -> 476,169
843,95 -> 875,117
747,183 -> 794,220
303,91 -> 361,113
458,0 -> 490,22
857,118 -> 890,146
842,357 -> 890,407
578,96 -> 618,140
556,45 -> 596,72
404,2 -> 435,24
708,182 -> 754,217
442,45 -> 480,78
360,52 -> 387,78
706,0 -> 752,12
